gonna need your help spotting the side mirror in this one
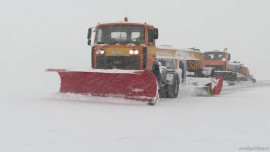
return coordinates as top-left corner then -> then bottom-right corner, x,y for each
87,28 -> 92,46
228,53 -> 231,60
153,28 -> 158,39
88,39 -> 92,46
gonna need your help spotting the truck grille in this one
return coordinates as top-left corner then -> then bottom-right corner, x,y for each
96,56 -> 140,70
206,65 -> 223,71
215,71 -> 237,81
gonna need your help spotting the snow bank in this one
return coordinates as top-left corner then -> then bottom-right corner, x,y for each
1,81 -> 270,152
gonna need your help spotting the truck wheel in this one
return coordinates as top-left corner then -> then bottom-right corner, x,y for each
167,76 -> 179,98
158,86 -> 167,98
228,81 -> 235,86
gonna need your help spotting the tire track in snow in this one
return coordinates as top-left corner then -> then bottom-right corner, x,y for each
221,80 -> 270,95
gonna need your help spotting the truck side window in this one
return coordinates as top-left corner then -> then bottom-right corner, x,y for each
97,29 -> 102,42
158,59 -> 174,69
166,60 -> 175,69
148,29 -> 154,45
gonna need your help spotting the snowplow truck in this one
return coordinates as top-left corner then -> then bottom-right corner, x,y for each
155,47 -> 223,96
204,48 -> 237,84
228,61 -> 256,83
184,49 -> 223,95
47,18 -> 222,105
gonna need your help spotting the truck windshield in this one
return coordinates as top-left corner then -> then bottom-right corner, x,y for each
204,52 -> 225,60
96,25 -> 145,44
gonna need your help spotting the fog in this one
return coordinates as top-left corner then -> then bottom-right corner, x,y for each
1,0 -> 270,95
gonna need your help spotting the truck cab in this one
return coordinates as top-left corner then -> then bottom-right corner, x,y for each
204,48 -> 231,71
88,20 -> 158,71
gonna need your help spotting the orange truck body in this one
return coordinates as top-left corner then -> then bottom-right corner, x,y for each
186,51 -> 205,72
240,64 -> 250,75
204,48 -> 230,71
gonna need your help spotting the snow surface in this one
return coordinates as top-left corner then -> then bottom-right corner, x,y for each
1,1 -> 270,151
1,81 -> 270,152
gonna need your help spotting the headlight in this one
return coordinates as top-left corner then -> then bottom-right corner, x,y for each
129,49 -> 139,55
129,50 -> 134,54
96,49 -> 105,55
222,58 -> 226,61
100,50 -> 105,54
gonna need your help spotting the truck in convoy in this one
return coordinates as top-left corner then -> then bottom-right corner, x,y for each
204,48 -> 256,85
155,47 -> 223,96
228,61 -> 256,83
204,48 -> 238,84
47,18 -> 223,105
184,48 -> 222,95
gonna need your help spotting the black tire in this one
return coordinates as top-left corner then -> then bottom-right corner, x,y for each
167,76 -> 179,98
158,86 -> 167,98
228,81 -> 236,86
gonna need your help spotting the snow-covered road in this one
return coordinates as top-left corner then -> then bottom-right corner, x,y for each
1,81 -> 270,152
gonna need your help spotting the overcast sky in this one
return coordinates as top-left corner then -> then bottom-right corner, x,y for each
1,0 -> 270,83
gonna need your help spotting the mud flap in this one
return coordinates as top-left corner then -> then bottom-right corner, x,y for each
46,69 -> 159,104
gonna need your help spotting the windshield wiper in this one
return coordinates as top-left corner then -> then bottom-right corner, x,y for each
118,41 -> 128,44
97,41 -> 105,44
107,41 -> 118,44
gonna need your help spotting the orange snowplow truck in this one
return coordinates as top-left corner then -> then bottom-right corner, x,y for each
240,64 -> 256,82
228,61 -> 256,83
47,18 -> 223,105
48,18 -> 177,105
204,48 -> 231,71
204,48 -> 237,83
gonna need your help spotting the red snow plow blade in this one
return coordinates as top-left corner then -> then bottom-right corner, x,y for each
46,69 -> 159,104
188,76 -> 223,96
211,76 -> 223,95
